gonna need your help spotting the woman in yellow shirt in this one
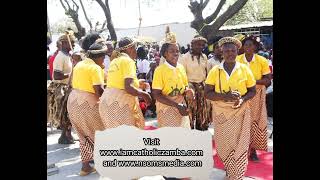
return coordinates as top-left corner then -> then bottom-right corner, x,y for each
99,37 -> 152,130
152,27 -> 194,128
67,43 -> 107,176
204,37 -> 256,180
236,35 -> 272,162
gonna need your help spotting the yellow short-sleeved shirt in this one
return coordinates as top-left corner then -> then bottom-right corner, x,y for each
72,58 -> 105,93
152,61 -> 188,96
236,54 -> 271,80
107,54 -> 139,89
205,61 -> 256,96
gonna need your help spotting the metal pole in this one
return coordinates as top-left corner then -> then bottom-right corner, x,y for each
137,0 -> 142,36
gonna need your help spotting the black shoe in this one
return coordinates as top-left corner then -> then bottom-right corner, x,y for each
163,177 -> 180,180
58,134 -> 75,144
249,150 -> 260,162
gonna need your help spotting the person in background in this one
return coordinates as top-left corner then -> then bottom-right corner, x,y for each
136,46 -> 150,79
234,34 -> 245,55
95,38 -> 114,82
236,35 -> 272,162
208,37 -> 223,70
71,51 -> 82,66
145,56 -> 161,118
180,46 -> 186,54
48,41 -> 62,80
52,32 -> 76,144
185,44 -> 191,53
104,41 -> 114,72
179,35 -> 211,130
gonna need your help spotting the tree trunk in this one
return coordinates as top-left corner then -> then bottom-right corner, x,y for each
189,0 -> 249,41
79,0 -> 93,31
189,0 -> 206,32
72,15 -> 86,40
95,0 -> 117,41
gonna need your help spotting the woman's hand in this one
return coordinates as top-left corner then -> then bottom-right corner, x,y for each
139,79 -> 149,90
176,103 -> 189,116
232,98 -> 244,109
184,88 -> 195,100
223,90 -> 241,101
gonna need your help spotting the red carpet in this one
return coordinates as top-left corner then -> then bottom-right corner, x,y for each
145,126 -> 273,180
144,126 -> 157,130
212,141 -> 273,180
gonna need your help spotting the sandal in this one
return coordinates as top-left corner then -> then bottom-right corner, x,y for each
79,167 -> 96,176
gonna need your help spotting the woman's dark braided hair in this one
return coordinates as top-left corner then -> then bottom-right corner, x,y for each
118,37 -> 134,52
160,43 -> 180,58
110,37 -> 135,60
87,43 -> 107,60
81,33 -> 101,52
242,35 -> 260,52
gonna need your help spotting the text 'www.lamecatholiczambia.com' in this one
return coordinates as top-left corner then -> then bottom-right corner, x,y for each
99,148 -> 204,156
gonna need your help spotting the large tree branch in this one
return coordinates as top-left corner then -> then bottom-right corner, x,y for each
188,0 -> 201,15
189,0 -> 205,31
95,21 -> 99,31
60,0 -> 86,39
95,0 -> 117,41
105,0 -> 112,22
201,0 -> 210,10
96,0 -> 110,18
59,0 -> 67,11
204,0 -> 226,24
71,0 -> 79,11
201,0 -> 249,40
98,28 -> 108,33
64,0 -> 72,10
101,20 -> 107,29
211,0 -> 249,29
79,0 -> 92,30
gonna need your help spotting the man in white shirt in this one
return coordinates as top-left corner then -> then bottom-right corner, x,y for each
136,46 -> 150,79
208,38 -> 223,70
53,35 -> 75,84
103,41 -> 114,74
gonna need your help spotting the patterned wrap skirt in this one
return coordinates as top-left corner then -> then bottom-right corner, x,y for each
156,95 -> 191,129
99,88 -> 145,129
211,100 -> 251,180
248,85 -> 268,151
67,89 -> 107,162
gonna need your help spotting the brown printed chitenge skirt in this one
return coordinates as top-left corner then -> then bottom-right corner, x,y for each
186,82 -> 212,130
47,81 -> 72,128
156,95 -> 191,128
67,89 -> 107,162
212,101 -> 251,180
99,88 -> 145,129
248,85 -> 268,151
